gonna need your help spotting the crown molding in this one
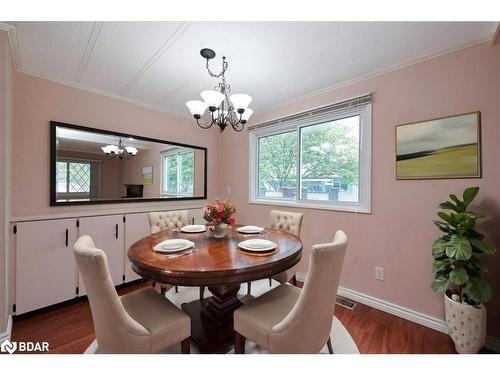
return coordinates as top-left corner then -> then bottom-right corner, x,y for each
256,36 -> 492,116
491,22 -> 500,45
0,22 -> 21,68
0,22 -> 14,32
16,68 -> 176,115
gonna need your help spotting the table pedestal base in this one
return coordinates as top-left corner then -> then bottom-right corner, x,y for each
181,285 -> 243,353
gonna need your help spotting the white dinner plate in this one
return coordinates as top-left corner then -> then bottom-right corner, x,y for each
238,239 -> 277,252
153,239 -> 194,253
237,225 -> 265,234
180,225 -> 206,233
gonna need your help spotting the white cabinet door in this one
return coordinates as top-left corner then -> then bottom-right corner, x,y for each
124,213 -> 151,282
78,215 -> 124,295
15,219 -> 77,314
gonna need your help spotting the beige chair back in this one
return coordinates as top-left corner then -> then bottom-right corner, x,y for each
73,235 -> 151,353
148,210 -> 189,234
270,230 -> 348,353
269,210 -> 303,237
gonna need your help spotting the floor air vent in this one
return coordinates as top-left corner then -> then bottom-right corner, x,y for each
336,296 -> 357,310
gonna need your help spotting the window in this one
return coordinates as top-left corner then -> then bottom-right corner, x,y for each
250,96 -> 371,212
56,158 -> 102,201
161,149 -> 194,196
56,160 -> 92,195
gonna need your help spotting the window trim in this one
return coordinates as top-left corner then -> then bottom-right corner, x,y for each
160,148 -> 195,197
249,103 -> 372,213
55,158 -> 101,199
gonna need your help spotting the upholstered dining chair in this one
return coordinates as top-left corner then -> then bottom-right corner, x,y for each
148,210 -> 206,300
268,210 -> 304,286
234,230 -> 348,354
74,235 -> 191,354
246,210 -> 303,295
148,210 -> 190,234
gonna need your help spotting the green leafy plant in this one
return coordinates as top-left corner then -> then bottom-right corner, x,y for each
431,186 -> 496,305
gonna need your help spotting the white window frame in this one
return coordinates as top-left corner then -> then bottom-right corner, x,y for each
55,157 -> 101,199
160,148 -> 195,197
249,103 -> 372,213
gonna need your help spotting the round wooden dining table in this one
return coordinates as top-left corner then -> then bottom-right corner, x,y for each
128,225 -> 302,353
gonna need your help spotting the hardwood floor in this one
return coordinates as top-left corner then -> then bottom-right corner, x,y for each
334,302 -> 455,353
11,281 -> 457,354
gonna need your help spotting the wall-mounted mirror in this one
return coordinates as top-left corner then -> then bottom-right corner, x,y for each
50,121 -> 207,206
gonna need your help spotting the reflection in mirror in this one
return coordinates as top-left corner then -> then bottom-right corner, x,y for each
51,122 -> 206,205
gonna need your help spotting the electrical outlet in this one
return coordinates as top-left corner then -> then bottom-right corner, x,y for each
375,266 -> 384,281
227,186 -> 232,194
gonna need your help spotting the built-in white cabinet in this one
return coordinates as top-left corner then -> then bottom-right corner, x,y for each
78,215 -> 125,295
124,213 -> 150,283
12,208 -> 201,314
15,219 -> 77,315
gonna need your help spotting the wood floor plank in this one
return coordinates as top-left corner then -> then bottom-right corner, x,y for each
11,281 -> 457,354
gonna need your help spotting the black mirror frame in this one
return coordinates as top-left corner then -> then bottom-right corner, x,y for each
50,121 -> 208,206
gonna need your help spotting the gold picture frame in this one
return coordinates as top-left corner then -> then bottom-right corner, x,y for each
395,111 -> 481,180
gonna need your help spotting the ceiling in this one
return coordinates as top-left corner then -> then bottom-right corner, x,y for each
56,126 -> 155,154
4,21 -> 498,118
56,126 -> 187,154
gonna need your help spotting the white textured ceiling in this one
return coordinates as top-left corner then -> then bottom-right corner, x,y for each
6,21 -> 498,117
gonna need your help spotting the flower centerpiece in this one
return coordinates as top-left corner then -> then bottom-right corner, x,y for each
203,200 -> 236,238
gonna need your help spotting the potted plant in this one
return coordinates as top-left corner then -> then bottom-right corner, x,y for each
431,186 -> 496,353
203,200 -> 236,238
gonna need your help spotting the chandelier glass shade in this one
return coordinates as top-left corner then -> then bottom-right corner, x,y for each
186,48 -> 253,132
101,138 -> 138,160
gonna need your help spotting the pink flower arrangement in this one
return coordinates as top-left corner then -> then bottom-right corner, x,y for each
203,200 -> 236,231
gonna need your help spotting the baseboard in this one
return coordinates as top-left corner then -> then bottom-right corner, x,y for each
296,272 -> 499,353
336,285 -> 449,333
0,315 -> 12,343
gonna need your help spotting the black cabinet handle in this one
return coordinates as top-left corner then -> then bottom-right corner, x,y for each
65,228 -> 69,247
115,223 -> 119,239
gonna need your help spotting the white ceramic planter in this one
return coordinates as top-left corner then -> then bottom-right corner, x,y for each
444,292 -> 486,353
212,223 -> 228,238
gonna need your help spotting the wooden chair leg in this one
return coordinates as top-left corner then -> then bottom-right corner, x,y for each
199,286 -> 205,300
247,282 -> 252,295
269,278 -> 272,287
181,338 -> 190,354
160,286 -> 166,295
327,337 -> 333,354
291,275 -> 298,286
175,285 -> 179,293
234,332 -> 245,354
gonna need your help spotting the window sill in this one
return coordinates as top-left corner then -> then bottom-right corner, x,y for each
248,198 -> 371,214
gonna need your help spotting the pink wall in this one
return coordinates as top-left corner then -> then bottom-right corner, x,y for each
217,42 -> 500,336
12,72 -> 219,218
118,144 -> 162,198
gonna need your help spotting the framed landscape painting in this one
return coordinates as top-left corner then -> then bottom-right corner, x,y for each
395,112 -> 481,180
142,166 -> 153,184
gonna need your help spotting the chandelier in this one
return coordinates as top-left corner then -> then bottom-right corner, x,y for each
186,48 -> 253,132
101,138 -> 138,159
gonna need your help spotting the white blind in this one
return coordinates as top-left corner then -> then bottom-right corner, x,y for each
248,93 -> 372,132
